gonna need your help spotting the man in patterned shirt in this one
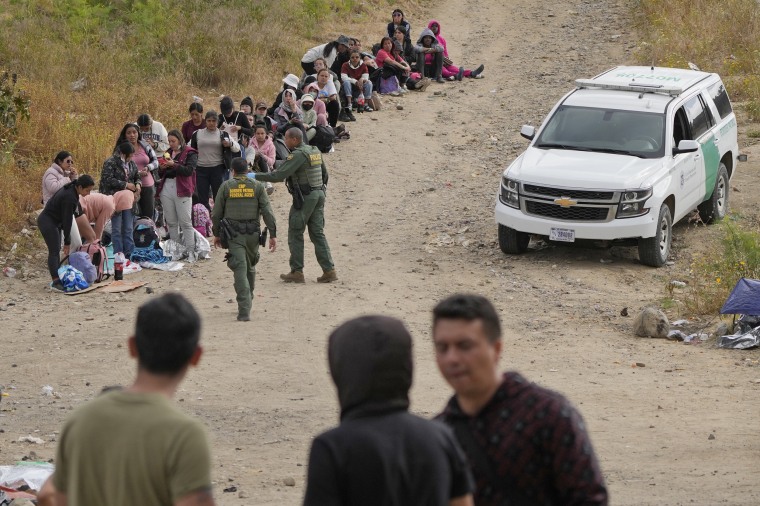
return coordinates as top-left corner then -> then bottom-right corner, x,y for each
432,294 -> 608,506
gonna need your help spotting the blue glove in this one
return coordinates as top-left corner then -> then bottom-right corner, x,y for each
246,172 -> 256,179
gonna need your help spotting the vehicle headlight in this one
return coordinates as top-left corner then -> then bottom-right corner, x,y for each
500,177 -> 520,208
616,188 -> 652,218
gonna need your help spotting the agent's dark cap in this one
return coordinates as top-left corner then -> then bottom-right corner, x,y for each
219,96 -> 234,113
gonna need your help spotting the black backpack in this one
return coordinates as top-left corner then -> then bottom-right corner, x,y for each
309,125 -> 335,153
274,135 -> 291,160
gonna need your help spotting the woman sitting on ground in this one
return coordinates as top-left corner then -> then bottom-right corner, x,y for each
268,74 -> 302,117
114,122 -> 158,220
182,102 -> 205,143
428,20 -> 484,80
376,37 -> 411,95
314,69 -> 341,127
158,129 -> 198,258
38,175 -> 95,291
274,89 -> 306,136
387,9 -> 412,46
100,142 -> 141,260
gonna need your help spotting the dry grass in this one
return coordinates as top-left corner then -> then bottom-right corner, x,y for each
0,0 -> 432,247
633,0 -> 760,119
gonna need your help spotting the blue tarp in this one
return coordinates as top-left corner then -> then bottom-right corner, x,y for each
720,278 -> 760,315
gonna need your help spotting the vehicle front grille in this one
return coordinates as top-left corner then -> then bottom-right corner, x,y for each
523,184 -> 615,201
526,201 -> 609,221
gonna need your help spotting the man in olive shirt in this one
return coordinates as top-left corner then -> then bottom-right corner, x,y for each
50,293 -> 215,506
212,157 -> 277,321
254,127 -> 336,284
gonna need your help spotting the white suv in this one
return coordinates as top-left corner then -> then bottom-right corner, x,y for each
495,66 -> 742,266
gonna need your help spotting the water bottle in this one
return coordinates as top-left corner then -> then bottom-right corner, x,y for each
3,266 -> 16,278
114,252 -> 124,281
357,96 -> 365,110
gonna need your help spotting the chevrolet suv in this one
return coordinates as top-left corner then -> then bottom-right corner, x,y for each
495,66 -> 742,266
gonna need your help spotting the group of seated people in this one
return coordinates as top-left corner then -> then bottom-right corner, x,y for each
36,10 -> 484,292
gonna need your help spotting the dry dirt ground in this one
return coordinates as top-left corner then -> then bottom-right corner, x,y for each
2,0 -> 760,504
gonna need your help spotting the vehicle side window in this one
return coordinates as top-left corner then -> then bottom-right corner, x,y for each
683,95 -> 711,139
708,82 -> 733,119
673,108 -> 689,144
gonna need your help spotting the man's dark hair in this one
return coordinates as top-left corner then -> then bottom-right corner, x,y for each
134,293 -> 201,374
188,102 -> 203,114
432,294 -> 502,342
136,113 -> 152,127
231,157 -> 248,174
285,127 -> 303,143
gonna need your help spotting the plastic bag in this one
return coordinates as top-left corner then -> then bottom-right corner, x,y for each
194,229 -> 211,259
57,265 -> 89,292
0,462 -> 54,491
69,251 -> 97,284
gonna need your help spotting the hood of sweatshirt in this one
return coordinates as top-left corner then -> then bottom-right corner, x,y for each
428,19 -> 442,35
328,315 -> 412,421
416,27 -> 439,46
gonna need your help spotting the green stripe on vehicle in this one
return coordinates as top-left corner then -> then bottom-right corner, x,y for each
701,134 -> 720,200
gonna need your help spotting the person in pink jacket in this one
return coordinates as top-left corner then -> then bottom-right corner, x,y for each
428,19 -> 484,81
79,193 -> 116,243
41,150 -> 84,250
250,124 -> 276,169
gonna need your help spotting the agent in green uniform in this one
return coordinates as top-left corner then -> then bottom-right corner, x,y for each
254,127 -> 337,284
212,158 -> 277,321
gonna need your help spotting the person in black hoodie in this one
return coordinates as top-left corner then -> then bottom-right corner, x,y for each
37,175 -> 95,291
303,315 -> 474,506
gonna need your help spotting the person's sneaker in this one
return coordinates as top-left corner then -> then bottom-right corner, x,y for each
456,67 -> 465,81
345,109 -> 357,121
435,76 -> 445,83
389,90 -> 401,97
362,104 -> 373,112
338,111 -> 352,122
237,314 -> 251,322
447,75 -> 455,81
416,77 -> 432,92
471,64 -> 485,78
280,271 -> 305,283
50,280 -> 65,292
398,87 -> 408,94
317,269 -> 338,283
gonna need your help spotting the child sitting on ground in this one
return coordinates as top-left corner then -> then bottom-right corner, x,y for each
192,194 -> 212,237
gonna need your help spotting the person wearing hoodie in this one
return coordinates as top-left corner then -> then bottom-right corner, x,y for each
428,20 -> 484,81
415,27 -> 445,83
268,74 -> 303,117
240,96 -> 254,115
303,315 -> 474,506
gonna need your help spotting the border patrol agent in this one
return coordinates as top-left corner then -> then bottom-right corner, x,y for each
254,127 -> 336,284
212,158 -> 277,321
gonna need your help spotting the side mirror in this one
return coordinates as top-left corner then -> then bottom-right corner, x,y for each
672,139 -> 699,156
520,125 -> 536,141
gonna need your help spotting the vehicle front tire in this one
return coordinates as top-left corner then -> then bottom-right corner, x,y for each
697,163 -> 729,224
638,205 -> 672,267
498,224 -> 530,254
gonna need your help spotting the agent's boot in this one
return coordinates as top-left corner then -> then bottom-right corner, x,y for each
280,271 -> 305,283
317,269 -> 338,283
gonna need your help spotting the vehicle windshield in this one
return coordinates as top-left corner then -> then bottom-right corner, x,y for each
534,105 -> 666,158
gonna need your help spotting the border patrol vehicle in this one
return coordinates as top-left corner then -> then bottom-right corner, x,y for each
495,66 -> 744,266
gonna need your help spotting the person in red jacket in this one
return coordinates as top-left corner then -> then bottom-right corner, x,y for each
158,130 -> 198,259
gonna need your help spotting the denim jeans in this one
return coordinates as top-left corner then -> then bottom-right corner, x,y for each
341,80 -> 373,102
111,209 -> 134,256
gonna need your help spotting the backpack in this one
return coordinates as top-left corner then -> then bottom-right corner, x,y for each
131,217 -> 170,264
274,135 -> 291,161
309,125 -> 335,153
76,241 -> 109,283
69,251 -> 98,285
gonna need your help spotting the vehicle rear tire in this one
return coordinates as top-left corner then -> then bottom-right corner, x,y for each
638,205 -> 672,267
697,163 -> 729,224
498,224 -> 530,254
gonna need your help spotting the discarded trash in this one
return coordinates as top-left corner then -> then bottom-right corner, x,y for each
717,323 -> 760,350
41,385 -> 54,396
671,319 -> 689,327
2,267 -> 16,278
17,436 -> 44,444
670,280 -> 687,288
0,462 -> 54,492
667,330 -> 688,341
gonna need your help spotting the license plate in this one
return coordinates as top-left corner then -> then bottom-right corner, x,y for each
550,228 -> 575,242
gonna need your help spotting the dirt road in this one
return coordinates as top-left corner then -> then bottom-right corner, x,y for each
2,0 -> 759,504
